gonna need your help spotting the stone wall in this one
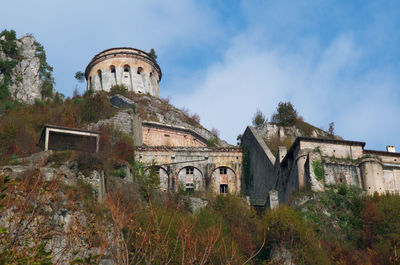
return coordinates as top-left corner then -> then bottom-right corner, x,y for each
136,147 -> 242,195
85,48 -> 160,97
88,108 -> 143,145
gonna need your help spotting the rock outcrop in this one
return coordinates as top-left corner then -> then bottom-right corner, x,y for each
0,34 -> 52,104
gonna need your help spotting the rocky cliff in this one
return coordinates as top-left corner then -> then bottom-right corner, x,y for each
0,31 -> 54,104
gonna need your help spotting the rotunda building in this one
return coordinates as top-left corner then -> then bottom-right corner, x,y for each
85,47 -> 162,97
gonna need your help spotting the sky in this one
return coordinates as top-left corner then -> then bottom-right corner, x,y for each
1,0 -> 400,150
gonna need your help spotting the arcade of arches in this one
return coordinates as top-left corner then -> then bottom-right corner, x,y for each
137,146 -> 242,194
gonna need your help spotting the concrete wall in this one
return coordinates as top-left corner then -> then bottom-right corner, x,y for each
86,48 -> 160,97
241,126 -> 276,206
136,147 -> 242,195
383,167 -> 400,194
300,141 -> 363,159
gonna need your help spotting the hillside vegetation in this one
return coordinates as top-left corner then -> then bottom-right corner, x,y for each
1,30 -> 399,264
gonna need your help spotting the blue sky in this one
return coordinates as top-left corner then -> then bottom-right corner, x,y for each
1,0 -> 400,150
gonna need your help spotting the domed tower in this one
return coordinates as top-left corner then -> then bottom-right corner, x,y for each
85,47 -> 162,97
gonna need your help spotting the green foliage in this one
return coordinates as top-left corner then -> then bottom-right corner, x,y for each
34,40 -> 55,99
271,101 -> 298,126
312,160 -> 324,181
110,84 -> 127,96
252,108 -> 266,127
296,184 -> 365,243
34,98 -> 44,106
136,164 -> 160,200
0,29 -> 19,58
263,206 -> 329,264
206,136 -> 218,147
73,96 -> 84,105
74,71 -> 85,83
0,30 -> 20,101
148,48 -> 158,61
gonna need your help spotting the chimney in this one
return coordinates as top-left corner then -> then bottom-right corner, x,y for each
386,145 -> 396,153
278,146 -> 287,163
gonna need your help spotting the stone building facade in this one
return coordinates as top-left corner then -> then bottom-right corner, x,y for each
85,93 -> 243,195
85,47 -> 161,96
242,126 -> 400,208
136,147 -> 242,194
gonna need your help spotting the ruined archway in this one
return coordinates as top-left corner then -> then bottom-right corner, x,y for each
210,166 -> 238,194
144,166 -> 169,191
177,166 -> 204,192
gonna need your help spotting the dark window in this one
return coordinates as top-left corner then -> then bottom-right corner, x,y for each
110,65 -> 116,73
124,65 -> 130,72
219,167 -> 227,175
137,67 -> 143,74
97,70 -> 103,89
185,183 -> 194,190
186,167 -> 194,175
220,184 -> 228,194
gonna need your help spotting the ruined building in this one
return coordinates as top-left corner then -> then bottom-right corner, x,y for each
85,48 -> 242,195
242,126 -> 400,208
85,48 -> 161,96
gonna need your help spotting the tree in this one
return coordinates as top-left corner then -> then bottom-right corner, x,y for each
252,109 -> 266,128
328,122 -> 335,137
74,71 -> 85,83
148,48 -> 157,61
271,101 -> 298,126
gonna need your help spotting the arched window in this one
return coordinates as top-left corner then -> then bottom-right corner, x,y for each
124,65 -> 130,73
97,70 -> 103,89
137,67 -> 143,74
150,72 -> 153,77
110,65 -> 117,84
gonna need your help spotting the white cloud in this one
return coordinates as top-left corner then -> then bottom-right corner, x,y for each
173,30 -> 400,150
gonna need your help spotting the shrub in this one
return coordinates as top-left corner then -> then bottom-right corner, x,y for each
252,109 -> 266,127
206,136 -> 218,147
110,84 -> 127,96
262,206 -> 329,264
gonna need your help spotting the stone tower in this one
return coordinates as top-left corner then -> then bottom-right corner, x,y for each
85,47 -> 162,97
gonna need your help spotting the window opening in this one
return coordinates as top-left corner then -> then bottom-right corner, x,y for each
220,184 -> 228,194
186,167 -> 194,175
219,167 -> 227,175
137,67 -> 143,74
97,70 -> 103,89
110,65 -> 117,84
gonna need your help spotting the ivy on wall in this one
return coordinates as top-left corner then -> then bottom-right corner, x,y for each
312,160 -> 324,181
